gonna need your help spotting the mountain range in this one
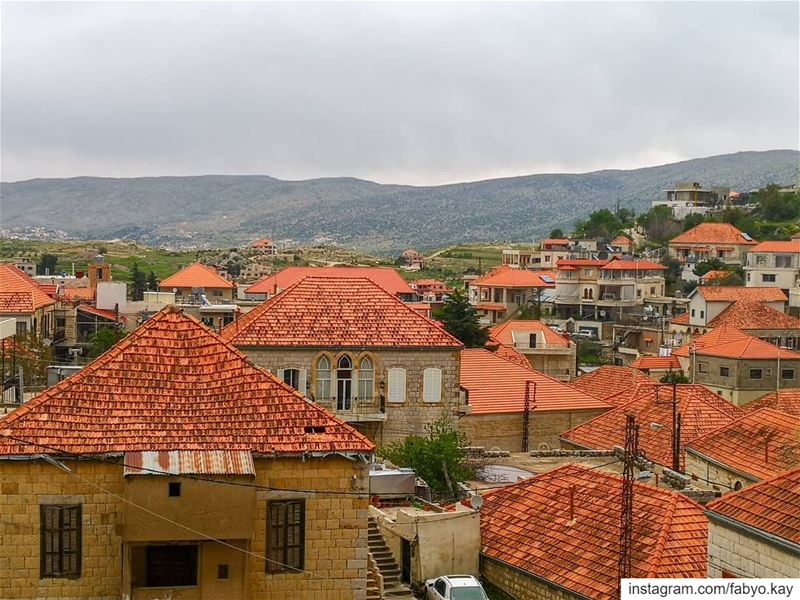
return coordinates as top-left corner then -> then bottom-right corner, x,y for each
1,150 -> 797,254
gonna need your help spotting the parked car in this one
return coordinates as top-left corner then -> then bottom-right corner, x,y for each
425,574 -> 489,600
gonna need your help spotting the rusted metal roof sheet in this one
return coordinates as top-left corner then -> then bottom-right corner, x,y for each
124,450 -> 255,476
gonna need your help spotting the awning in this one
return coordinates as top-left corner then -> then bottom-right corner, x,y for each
124,450 -> 255,476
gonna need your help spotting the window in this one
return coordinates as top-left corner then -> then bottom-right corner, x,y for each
650,286 -> 656,295
145,544 -> 198,587
781,368 -> 795,380
423,368 -> 442,403
387,368 -> 407,402
435,579 -> 447,596
40,505 -> 81,578
315,357 -> 331,400
336,355 -> 353,411
212,289 -> 223,297
282,368 -> 300,390
16,321 -> 27,335
168,482 -> 181,497
775,255 -> 793,268
749,368 -> 763,380
698,362 -> 708,374
761,274 -> 776,283
700,310 -> 704,319
267,500 -> 304,573
691,309 -> 695,317
217,564 -> 229,580
358,358 -> 374,402
719,366 -> 730,377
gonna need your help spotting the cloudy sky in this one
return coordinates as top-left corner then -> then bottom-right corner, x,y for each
1,1 -> 798,185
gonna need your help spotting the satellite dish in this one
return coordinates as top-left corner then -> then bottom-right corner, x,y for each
468,493 -> 484,510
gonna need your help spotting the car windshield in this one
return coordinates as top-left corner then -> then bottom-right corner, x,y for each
451,587 -> 487,600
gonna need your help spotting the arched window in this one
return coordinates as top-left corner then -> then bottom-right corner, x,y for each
358,357 -> 374,403
588,288 -> 594,300
315,356 -> 331,401
336,355 -> 353,411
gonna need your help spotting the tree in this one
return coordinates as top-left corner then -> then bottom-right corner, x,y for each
378,417 -> 473,498
682,213 -> 705,231
548,228 -> 565,239
37,253 -> 58,276
130,263 -> 146,301
573,209 -> 623,240
660,372 -> 689,384
757,184 -> 800,221
88,328 -> 125,359
693,259 -> 724,278
147,270 -> 158,291
434,288 -> 489,348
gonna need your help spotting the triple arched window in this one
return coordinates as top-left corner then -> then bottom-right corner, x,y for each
315,354 -> 376,410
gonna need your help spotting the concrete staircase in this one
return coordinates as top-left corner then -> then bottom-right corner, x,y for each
367,517 -> 416,599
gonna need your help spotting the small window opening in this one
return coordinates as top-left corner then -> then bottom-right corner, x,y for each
304,426 -> 326,434
217,564 -> 229,580
168,482 -> 181,497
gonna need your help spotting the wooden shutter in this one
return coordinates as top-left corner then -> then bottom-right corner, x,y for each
298,368 -> 307,395
267,500 -> 305,573
40,504 -> 81,579
423,368 -> 442,403
277,368 -> 285,382
387,368 -> 406,402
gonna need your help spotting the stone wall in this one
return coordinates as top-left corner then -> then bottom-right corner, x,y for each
708,520 -> 800,578
459,409 -> 609,452
481,555 -> 578,600
693,355 -> 800,406
684,451 -> 756,492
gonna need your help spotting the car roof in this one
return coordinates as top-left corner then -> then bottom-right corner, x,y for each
445,575 -> 481,587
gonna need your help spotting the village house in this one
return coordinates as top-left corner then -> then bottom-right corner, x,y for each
609,234 -> 634,254
467,266 -> 556,324
561,384 -> 743,470
488,319 -> 576,380
744,238 -> 800,293
668,222 -> 757,268
684,408 -> 800,491
570,365 -> 656,403
0,306 -> 375,600
458,349 -> 610,451
628,355 -> 683,379
408,279 -> 451,303
501,238 -> 571,270
0,264 -> 57,339
652,182 -> 731,219
244,266 -> 414,302
706,467 -> 800,578
159,262 -> 235,302
222,276 -> 463,444
672,325 -> 800,406
480,464 -> 707,600
250,237 -> 278,255
399,249 -> 425,270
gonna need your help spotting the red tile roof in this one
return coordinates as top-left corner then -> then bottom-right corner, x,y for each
695,286 -> 787,302
476,302 -> 507,312
62,287 -> 96,302
0,307 -> 373,456
489,320 -> 570,348
706,467 -> 800,545
471,266 -> 556,288
670,223 -> 757,246
557,259 -> 610,267
223,277 -> 462,348
672,325 -> 800,360
744,389 -> 800,416
600,259 -> 666,271
159,262 -> 234,290
570,366 -> 656,403
541,238 -> 571,246
247,266 -> 413,297
77,305 -> 128,323
561,384 -> 743,468
611,235 -> 633,246
251,237 -> 275,248
686,409 -> 800,481
0,264 -> 56,313
460,349 -> 610,415
670,312 -> 690,325
700,270 -> 732,282
750,239 -> 800,253
488,341 -> 531,369
708,301 -> 800,330
481,464 -> 707,600
629,356 -> 682,371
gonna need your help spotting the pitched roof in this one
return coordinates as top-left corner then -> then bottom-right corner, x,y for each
246,266 -> 413,297
695,286 -> 787,302
600,260 -> 666,271
481,464 -> 707,600
561,384 -> 743,468
686,409 -> 800,481
489,341 -> 531,369
672,325 -> 800,360
77,305 -> 128,323
706,467 -> 800,545
700,270 -> 732,282
708,301 -> 800,331
471,266 -> 556,288
750,239 -> 800,253
0,264 -> 56,313
489,320 -> 570,348
541,238 -> 571,246
744,389 -> 800,416
670,223 -> 757,246
460,349 -> 610,415
159,262 -> 234,290
570,366 -> 656,403
251,237 -> 275,247
61,287 -> 96,302
670,312 -> 690,325
0,307 -> 373,456
611,235 -> 632,246
629,355 -> 682,371
557,259 -> 610,268
222,277 -> 462,348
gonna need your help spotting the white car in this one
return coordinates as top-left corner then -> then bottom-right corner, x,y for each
425,574 -> 489,600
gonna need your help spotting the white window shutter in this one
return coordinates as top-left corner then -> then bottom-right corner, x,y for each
423,368 -> 442,403
388,368 -> 406,402
299,368 -> 307,395
277,368 -> 285,382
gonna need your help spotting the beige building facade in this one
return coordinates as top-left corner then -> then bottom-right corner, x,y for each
707,518 -> 799,578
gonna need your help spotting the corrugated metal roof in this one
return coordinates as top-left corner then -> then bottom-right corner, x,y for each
124,450 -> 255,476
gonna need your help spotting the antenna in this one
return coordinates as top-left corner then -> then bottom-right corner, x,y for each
618,413 -> 639,592
521,381 -> 536,452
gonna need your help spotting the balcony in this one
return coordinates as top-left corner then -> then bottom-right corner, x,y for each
512,341 -> 572,354
316,396 -> 388,422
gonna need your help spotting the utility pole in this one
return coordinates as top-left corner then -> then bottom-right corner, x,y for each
521,381 -> 536,452
671,382 -> 681,473
619,413 -> 639,591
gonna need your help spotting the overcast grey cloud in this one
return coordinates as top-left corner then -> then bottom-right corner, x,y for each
1,1 -> 798,185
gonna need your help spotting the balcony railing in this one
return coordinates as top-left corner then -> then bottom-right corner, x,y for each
315,396 -> 388,422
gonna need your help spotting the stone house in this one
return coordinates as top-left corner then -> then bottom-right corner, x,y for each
159,262 -> 235,303
468,266 -> 556,324
744,239 -> 800,292
250,237 -> 278,255
0,306 -> 375,600
222,276 -> 463,445
706,467 -> 800,578
501,238 -> 572,270
668,222 -> 757,267
489,320 -> 576,381
458,349 -> 610,451
0,264 -> 56,338
480,464 -> 707,600
628,355 -> 682,379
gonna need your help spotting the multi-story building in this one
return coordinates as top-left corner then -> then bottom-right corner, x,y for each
0,264 -> 56,338
223,276 -> 463,444
488,319 -> 576,380
653,182 -> 731,219
159,262 -> 235,302
0,306 -> 375,600
250,236 -> 278,254
501,239 -> 571,270
744,238 -> 800,293
668,222 -> 757,267
409,279 -> 451,302
467,266 -> 556,324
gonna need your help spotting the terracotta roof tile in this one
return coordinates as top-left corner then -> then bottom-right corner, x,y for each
0,307 -> 374,456
611,235 -> 633,246
629,356 -> 682,371
461,349 -> 610,415
706,467 -> 800,545
672,325 -> 800,360
61,287 -> 96,301
700,270 -> 732,282
708,301 -> 800,330
557,259 -> 610,267
489,341 -> 531,369
670,312 -> 690,325
686,409 -> 800,481
489,320 -> 570,348
481,464 -> 707,600
561,384 -> 743,469
744,389 -> 800,416
600,260 -> 666,271
570,366 -> 656,403
695,286 -> 787,302
0,264 -> 56,312
670,223 -> 757,246
472,266 -> 556,288
223,276 -> 462,348
77,305 -> 128,323
750,239 -> 800,253
159,262 -> 234,290
247,266 -> 413,297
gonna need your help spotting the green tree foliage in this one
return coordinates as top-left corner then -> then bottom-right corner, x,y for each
660,372 -> 689,384
616,208 -> 636,227
636,206 -> 680,242
434,288 -> 489,348
130,263 -> 147,301
757,184 -> 800,221
719,208 -> 757,238
378,417 -> 473,497
88,328 -> 126,359
36,253 -> 58,276
147,270 -> 158,291
692,259 -> 725,278
682,213 -> 705,231
548,228 -> 565,238
573,209 -> 623,240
